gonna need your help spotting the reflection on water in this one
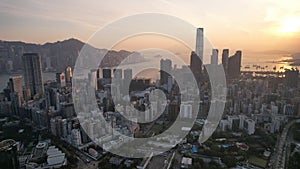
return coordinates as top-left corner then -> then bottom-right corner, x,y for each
242,54 -> 299,72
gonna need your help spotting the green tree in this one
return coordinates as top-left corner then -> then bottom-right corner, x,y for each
222,155 -> 237,168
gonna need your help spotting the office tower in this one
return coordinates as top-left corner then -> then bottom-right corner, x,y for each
102,68 -> 112,79
113,69 -> 122,79
285,69 -> 299,88
222,49 -> 229,74
0,139 -> 19,169
22,53 -> 44,98
65,66 -> 72,84
228,51 -> 242,79
211,49 -> 218,65
191,27 -> 204,84
160,59 -> 172,85
9,76 -> 23,100
195,28 -> 204,62
190,51 -> 202,83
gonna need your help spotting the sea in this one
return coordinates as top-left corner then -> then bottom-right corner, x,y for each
1,53 -> 299,91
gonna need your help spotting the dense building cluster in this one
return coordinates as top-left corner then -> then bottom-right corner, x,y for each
0,27 -> 299,169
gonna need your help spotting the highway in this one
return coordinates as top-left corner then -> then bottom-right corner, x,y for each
270,119 -> 300,169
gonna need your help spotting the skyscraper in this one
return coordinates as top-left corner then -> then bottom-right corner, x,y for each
8,76 -> 23,100
222,49 -> 229,74
102,68 -> 112,79
210,49 -> 218,65
195,28 -> 204,62
190,51 -> 202,84
228,51 -> 242,79
65,66 -> 72,84
56,72 -> 66,88
9,76 -> 23,113
160,59 -> 172,85
190,28 -> 204,84
22,53 -> 44,98
285,69 -> 299,88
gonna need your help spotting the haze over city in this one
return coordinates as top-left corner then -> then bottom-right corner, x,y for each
1,0 -> 300,53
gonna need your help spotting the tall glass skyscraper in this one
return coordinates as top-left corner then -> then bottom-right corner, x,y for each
190,28 -> 204,84
195,28 -> 204,62
22,53 -> 44,99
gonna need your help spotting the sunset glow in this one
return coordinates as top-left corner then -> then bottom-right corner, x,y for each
278,18 -> 300,34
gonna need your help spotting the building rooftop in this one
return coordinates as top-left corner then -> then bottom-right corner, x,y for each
47,155 -> 65,166
181,157 -> 192,165
29,141 -> 48,163
46,146 -> 66,167
0,139 -> 16,151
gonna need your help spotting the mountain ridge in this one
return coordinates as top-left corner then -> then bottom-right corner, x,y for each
0,38 -> 141,72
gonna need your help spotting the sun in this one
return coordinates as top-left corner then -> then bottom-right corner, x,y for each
278,18 -> 300,34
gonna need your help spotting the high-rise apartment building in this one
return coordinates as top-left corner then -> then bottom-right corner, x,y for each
222,49 -> 229,75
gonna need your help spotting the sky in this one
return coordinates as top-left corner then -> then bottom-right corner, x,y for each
1,0 -> 300,53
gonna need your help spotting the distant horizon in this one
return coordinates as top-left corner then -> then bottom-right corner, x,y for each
1,37 -> 300,55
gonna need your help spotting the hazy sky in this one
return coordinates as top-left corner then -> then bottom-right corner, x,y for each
1,0 -> 300,53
